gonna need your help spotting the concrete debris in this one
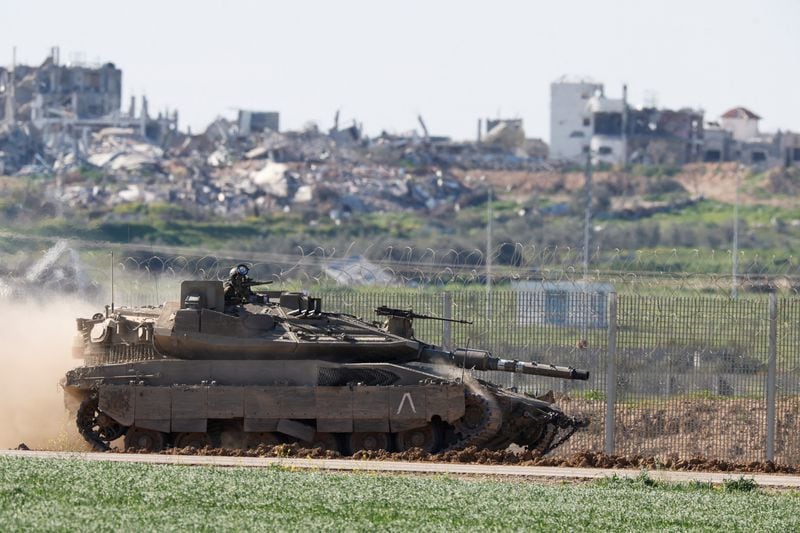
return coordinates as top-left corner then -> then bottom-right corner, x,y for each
1,50 -> 558,220
0,113 -> 529,219
484,119 -> 525,150
244,146 -> 270,160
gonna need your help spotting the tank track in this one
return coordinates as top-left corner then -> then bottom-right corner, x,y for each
517,407 -> 584,455
443,381 -> 587,454
76,393 -> 127,452
444,389 -> 503,451
494,385 -> 587,454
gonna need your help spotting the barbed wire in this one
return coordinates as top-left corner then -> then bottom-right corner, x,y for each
1,233 -> 799,302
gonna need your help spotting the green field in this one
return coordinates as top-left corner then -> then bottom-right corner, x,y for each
1,457 -> 798,531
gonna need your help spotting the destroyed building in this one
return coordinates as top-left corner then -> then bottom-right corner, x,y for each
551,78 -> 703,166
0,48 -> 178,174
475,118 -> 548,162
625,107 -> 704,165
237,110 -> 280,136
550,78 -> 797,169
591,95 -> 705,167
0,47 -> 121,122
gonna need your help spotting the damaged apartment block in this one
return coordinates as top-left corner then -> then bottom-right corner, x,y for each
550,77 -> 703,166
0,47 -> 178,173
549,77 -> 799,169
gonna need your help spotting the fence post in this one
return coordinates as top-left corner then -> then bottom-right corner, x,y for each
605,292 -> 617,456
766,292 -> 777,462
442,292 -> 453,352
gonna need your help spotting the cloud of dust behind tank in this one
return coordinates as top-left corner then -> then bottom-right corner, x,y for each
0,297 -> 95,450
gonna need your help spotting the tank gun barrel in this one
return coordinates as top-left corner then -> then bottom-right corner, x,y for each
375,306 -> 473,325
420,347 -> 590,380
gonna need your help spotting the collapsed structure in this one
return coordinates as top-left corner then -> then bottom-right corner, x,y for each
0,47 -> 177,174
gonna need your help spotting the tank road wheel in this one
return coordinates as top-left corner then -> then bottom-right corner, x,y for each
348,432 -> 390,453
245,432 -> 282,450
454,395 -> 490,435
173,432 -> 212,450
446,390 -> 503,450
76,393 -> 127,451
303,432 -> 339,452
395,425 -> 437,453
124,427 -> 166,452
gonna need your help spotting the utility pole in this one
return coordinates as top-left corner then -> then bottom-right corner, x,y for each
581,150 -> 593,343
583,151 -> 593,280
486,185 -> 492,318
732,170 -> 740,298
621,84 -> 628,169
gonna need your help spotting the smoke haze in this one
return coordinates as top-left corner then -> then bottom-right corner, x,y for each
0,298 -> 94,449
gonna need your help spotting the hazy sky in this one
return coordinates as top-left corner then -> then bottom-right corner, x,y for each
2,0 -> 798,140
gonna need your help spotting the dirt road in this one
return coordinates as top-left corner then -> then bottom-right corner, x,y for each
3,449 -> 800,488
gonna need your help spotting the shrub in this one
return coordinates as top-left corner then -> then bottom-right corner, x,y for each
722,476 -> 759,493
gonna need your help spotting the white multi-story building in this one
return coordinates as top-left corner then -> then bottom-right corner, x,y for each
549,76 -> 603,161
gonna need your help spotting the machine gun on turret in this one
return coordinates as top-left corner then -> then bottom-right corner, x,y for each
376,305 -> 472,338
241,279 -> 273,292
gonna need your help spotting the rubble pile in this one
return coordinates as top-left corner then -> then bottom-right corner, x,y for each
0,114 -> 553,221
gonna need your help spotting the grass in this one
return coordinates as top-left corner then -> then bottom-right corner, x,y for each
1,457 -> 799,531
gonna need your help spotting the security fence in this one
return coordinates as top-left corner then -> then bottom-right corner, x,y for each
319,288 -> 800,464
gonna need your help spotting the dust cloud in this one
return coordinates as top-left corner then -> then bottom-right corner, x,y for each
0,297 -> 95,450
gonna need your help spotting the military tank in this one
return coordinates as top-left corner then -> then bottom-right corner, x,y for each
63,265 -> 590,454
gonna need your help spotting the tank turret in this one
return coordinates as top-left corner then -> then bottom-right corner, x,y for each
63,276 -> 589,455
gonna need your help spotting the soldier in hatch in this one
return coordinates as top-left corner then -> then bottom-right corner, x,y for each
223,263 -> 255,304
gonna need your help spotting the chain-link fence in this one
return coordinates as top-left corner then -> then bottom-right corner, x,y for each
318,288 -> 800,464
2,239 -> 800,464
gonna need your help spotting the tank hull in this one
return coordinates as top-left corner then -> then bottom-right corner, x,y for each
65,360 -> 466,441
